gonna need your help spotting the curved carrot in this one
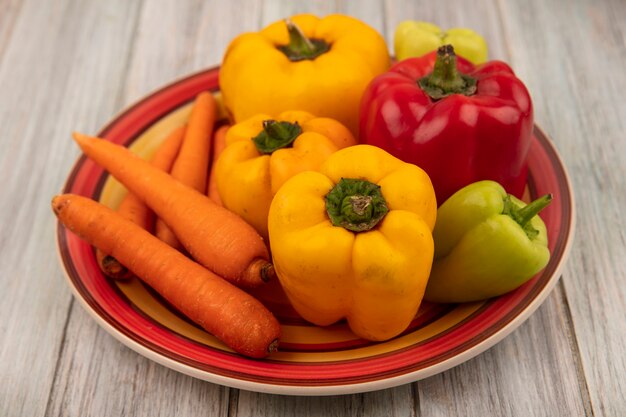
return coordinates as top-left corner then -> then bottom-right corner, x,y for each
72,132 -> 272,288
207,124 -> 229,205
96,126 -> 185,279
95,193 -> 152,280
156,92 -> 217,249
52,194 -> 280,358
173,92 -> 217,191
150,125 -> 187,172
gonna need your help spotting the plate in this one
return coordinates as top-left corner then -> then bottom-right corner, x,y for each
56,67 -> 575,395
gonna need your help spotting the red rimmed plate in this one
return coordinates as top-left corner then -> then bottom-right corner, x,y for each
56,67 -> 575,395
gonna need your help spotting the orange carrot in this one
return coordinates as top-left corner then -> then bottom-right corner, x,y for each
52,194 -> 280,358
95,193 -> 152,280
96,126 -> 185,279
156,92 -> 217,249
72,132 -> 271,288
173,92 -> 217,191
207,124 -> 229,205
150,125 -> 187,172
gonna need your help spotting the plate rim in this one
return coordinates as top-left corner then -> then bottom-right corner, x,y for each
55,68 -> 576,396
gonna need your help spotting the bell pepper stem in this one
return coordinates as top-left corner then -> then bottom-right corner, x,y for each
430,45 -> 465,90
277,19 -> 330,61
252,120 -> 302,154
347,195 -> 373,218
263,119 -> 292,139
326,178 -> 388,232
285,19 -> 316,55
503,193 -> 553,239
418,44 -> 477,99
516,194 -> 553,228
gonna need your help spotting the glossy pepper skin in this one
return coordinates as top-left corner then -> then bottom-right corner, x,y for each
394,21 -> 488,65
425,180 -> 552,303
360,45 -> 533,204
215,110 -> 356,240
220,14 -> 390,135
268,145 -> 437,341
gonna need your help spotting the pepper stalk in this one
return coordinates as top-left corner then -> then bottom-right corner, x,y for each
252,120 -> 302,154
418,44 -> 477,99
277,19 -> 330,61
325,178 -> 389,232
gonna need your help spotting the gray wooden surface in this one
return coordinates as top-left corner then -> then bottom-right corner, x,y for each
1,0 -> 624,415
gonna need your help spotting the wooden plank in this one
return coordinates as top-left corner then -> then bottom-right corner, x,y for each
236,385 -> 416,417
498,0 -> 626,415
418,290 -> 589,416
42,1 -> 262,416
123,0 -> 263,103
0,0 -> 22,62
0,0 -> 143,416
45,304 -> 231,417
384,0 -> 592,415
260,1 -> 386,43
261,1 -> 338,23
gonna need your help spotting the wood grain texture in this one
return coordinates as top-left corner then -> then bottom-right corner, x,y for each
45,305 -> 230,417
123,0 -> 263,104
498,0 -> 626,415
0,0 -> 22,63
1,0 -> 624,416
236,385 -> 416,417
41,1 -> 261,416
261,0 -> 386,41
417,290 -> 590,416
0,0 -> 142,416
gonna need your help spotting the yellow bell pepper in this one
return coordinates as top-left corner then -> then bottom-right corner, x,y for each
268,145 -> 437,341
215,110 -> 356,240
394,21 -> 488,65
219,14 -> 390,135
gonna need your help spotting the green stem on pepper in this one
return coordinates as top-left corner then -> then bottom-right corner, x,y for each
277,19 -> 330,61
325,178 -> 389,232
252,120 -> 302,154
418,44 -> 477,100
502,194 -> 553,239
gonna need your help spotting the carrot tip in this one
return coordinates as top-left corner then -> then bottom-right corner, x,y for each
240,259 -> 274,287
72,131 -> 87,142
267,338 -> 280,354
100,255 -> 132,280
51,195 -> 66,216
260,263 -> 275,283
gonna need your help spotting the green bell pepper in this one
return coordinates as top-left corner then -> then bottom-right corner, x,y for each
394,21 -> 488,65
425,181 -> 552,303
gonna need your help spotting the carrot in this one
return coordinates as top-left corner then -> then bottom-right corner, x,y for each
95,193 -> 152,280
156,92 -> 217,249
72,132 -> 272,288
173,92 -> 217,191
207,124 -> 229,205
52,194 -> 280,358
150,125 -> 187,172
96,125 -> 185,279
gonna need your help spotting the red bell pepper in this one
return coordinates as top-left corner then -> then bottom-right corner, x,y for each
359,45 -> 533,204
